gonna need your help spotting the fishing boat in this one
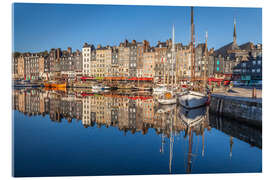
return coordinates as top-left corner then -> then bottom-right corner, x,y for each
178,90 -> 208,109
44,81 -> 66,88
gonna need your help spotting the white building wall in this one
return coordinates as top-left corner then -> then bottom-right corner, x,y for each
82,47 -> 92,76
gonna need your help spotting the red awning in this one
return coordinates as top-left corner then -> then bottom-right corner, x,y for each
138,77 -> 153,81
80,77 -> 94,80
208,77 -> 223,82
128,96 -> 153,101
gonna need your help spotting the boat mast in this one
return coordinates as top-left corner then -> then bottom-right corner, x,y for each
204,31 -> 208,88
172,24 -> 175,86
191,6 -> 195,82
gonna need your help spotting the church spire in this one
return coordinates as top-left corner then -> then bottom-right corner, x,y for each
233,17 -> 237,44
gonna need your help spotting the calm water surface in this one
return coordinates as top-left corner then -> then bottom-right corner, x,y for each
12,88 -> 262,177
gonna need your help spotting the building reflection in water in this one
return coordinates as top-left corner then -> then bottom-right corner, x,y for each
12,88 -> 262,174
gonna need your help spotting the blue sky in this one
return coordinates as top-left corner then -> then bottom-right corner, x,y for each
13,3 -> 262,52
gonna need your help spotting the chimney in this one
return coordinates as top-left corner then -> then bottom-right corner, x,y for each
124,39 -> 129,46
56,48 -> 61,59
67,47 -> 72,54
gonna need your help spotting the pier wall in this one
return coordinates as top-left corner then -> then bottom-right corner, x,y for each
209,94 -> 262,128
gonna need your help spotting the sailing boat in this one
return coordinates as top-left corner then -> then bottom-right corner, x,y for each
157,24 -> 177,105
178,7 -> 208,109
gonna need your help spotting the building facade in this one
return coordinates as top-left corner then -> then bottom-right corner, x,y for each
82,43 -> 95,76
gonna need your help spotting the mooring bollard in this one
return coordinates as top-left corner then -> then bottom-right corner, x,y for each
252,88 -> 257,99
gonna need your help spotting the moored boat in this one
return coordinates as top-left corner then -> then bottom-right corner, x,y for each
157,91 -> 177,105
43,81 -> 66,88
92,84 -> 111,91
153,84 -> 167,94
178,90 -> 208,109
92,84 -> 102,91
102,85 -> 111,90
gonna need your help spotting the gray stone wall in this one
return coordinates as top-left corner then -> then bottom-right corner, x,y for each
209,94 -> 262,127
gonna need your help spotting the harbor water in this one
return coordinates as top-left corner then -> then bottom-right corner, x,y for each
12,88 -> 262,177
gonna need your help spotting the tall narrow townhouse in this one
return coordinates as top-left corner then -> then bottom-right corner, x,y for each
82,43 -> 95,76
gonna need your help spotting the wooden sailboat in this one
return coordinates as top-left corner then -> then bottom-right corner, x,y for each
158,24 -> 177,105
178,7 -> 208,108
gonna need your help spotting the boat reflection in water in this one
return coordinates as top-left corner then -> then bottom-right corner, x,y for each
156,103 -> 209,173
179,106 -> 208,174
12,88 -> 261,176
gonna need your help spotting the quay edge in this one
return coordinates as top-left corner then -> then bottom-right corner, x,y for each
209,94 -> 262,128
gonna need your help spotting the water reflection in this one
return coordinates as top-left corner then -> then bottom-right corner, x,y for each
12,88 -> 262,176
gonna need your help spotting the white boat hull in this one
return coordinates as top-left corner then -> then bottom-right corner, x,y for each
157,98 -> 177,105
178,91 -> 208,109
153,87 -> 167,94
92,85 -> 110,91
102,86 -> 111,90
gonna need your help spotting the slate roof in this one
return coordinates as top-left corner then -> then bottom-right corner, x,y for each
214,42 -> 240,56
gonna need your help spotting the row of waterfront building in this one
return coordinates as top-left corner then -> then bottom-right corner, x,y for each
12,21 -> 262,84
